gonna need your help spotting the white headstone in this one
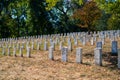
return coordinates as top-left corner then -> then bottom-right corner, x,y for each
44,41 -> 48,51
27,47 -> 31,58
61,47 -> 68,62
26,41 -> 30,49
82,36 -> 86,46
51,42 -> 55,51
59,41 -> 63,50
76,47 -> 82,63
74,39 -> 78,46
19,46 -> 23,57
91,37 -> 94,46
94,48 -> 102,66
2,47 -> 5,55
37,42 -> 40,50
49,47 -> 54,60
68,41 -> 72,51
8,47 -> 10,56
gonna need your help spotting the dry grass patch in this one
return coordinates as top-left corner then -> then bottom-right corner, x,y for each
0,38 -> 120,80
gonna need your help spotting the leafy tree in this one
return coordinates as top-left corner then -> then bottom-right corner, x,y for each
107,15 -> 120,30
95,0 -> 120,30
29,0 -> 53,35
8,0 -> 31,37
0,0 -> 16,38
107,1 -> 120,30
46,0 -> 87,33
1,0 -> 120,38
94,11 -> 111,31
47,0 -> 81,33
72,1 -> 102,31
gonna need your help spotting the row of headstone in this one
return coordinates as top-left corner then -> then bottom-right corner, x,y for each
0,36 -> 119,55
49,46 -> 102,66
96,40 -> 118,56
1,46 -> 31,58
0,30 -> 119,42
0,31 -> 119,52
0,30 -> 120,68
48,45 -> 120,68
1,30 -> 120,43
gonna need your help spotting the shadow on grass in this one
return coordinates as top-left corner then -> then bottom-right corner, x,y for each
102,51 -> 118,70
83,51 -> 94,58
82,62 -> 91,66
82,51 -> 118,70
50,50 -> 118,70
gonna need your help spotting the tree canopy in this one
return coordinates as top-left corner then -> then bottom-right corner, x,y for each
0,0 -> 120,38
72,1 -> 102,31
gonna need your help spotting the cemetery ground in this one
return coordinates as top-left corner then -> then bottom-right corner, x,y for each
0,37 -> 120,80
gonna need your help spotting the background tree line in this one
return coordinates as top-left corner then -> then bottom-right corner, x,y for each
0,0 -> 120,38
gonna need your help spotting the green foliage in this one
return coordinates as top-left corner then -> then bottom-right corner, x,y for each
0,0 -> 16,38
29,0 -> 54,35
8,0 -> 31,37
94,11 -> 110,31
92,0 -> 120,30
46,0 -> 59,10
107,1 -> 120,30
0,0 -> 120,38
45,0 -> 84,11
107,15 -> 120,30
71,0 -> 84,5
